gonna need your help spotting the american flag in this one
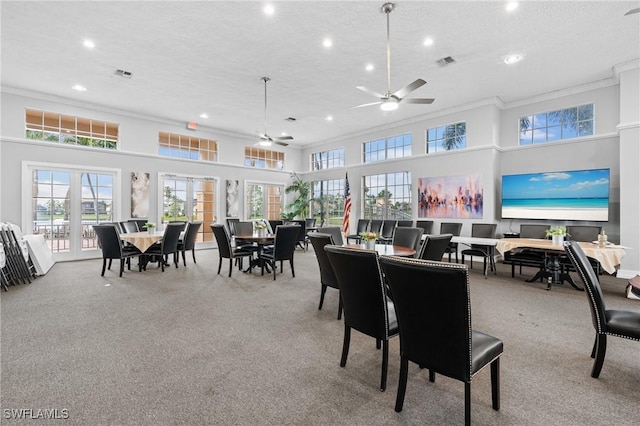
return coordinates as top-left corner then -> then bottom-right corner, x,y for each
342,173 -> 351,235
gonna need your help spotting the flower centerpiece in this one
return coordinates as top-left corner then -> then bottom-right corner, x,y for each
360,231 -> 379,249
546,226 -> 569,245
254,221 -> 268,236
145,222 -> 156,234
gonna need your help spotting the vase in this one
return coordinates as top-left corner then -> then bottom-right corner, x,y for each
147,228 -> 154,234
551,235 -> 564,245
365,240 -> 376,250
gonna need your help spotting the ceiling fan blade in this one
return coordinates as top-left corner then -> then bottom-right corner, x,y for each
273,136 -> 293,141
349,101 -> 382,109
356,86 -> 386,99
274,141 -> 289,147
402,97 -> 435,105
625,7 -> 640,15
393,79 -> 426,99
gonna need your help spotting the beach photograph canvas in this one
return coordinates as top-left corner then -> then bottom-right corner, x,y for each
501,168 -> 610,221
418,174 -> 483,219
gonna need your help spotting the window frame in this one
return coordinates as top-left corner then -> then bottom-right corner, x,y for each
244,147 -> 285,170
362,133 -> 412,164
310,178 -> 346,225
426,121 -> 466,153
519,103 -> 594,145
310,147 -> 345,171
158,131 -> 218,162
362,171 -> 412,220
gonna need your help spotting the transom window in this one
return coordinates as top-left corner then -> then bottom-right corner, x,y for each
426,122 -> 466,153
311,148 -> 344,170
519,103 -> 594,145
25,108 -> 118,149
244,147 -> 285,170
363,133 -> 412,163
311,179 -> 346,226
363,172 -> 412,220
158,132 -> 218,161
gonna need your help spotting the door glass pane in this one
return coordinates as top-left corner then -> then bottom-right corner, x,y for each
32,169 -> 70,253
81,172 -> 114,250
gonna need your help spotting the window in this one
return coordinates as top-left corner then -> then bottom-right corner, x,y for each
244,147 -> 285,170
158,132 -> 218,161
363,172 -> 412,220
161,175 -> 216,243
519,103 -> 594,145
426,122 -> 466,153
311,179 -> 345,225
25,109 -> 118,149
311,148 -> 344,170
245,183 -> 283,220
363,133 -> 412,163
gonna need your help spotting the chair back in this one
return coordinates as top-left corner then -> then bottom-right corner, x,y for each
268,220 -> 283,233
379,256 -> 473,382
418,234 -> 453,261
324,246 -> 392,340
93,224 -> 123,258
470,223 -> 497,250
235,221 -> 254,236
305,218 -> 317,228
369,220 -> 383,235
128,219 -> 148,231
160,223 -> 183,254
211,224 -> 232,258
440,222 -> 462,236
392,227 -> 423,254
308,233 -> 339,290
566,225 -> 602,242
226,218 -> 240,235
416,220 -> 434,234
120,221 -> 139,233
520,224 -> 549,239
355,219 -> 370,234
563,241 -> 607,333
182,221 -> 202,250
380,220 -> 397,239
286,220 -> 307,245
396,220 -> 414,227
316,226 -> 344,246
272,225 -> 300,261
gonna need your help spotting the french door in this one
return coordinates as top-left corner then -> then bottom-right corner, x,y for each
24,163 -> 120,261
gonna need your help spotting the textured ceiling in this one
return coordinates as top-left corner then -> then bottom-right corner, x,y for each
2,1 -> 639,147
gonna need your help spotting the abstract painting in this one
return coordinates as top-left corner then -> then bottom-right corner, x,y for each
226,179 -> 239,217
131,172 -> 150,218
418,174 -> 483,219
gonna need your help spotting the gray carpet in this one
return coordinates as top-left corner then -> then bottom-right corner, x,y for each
1,249 -> 639,425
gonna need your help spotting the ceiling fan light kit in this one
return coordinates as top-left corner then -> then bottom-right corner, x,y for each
256,77 -> 293,147
352,2 -> 435,111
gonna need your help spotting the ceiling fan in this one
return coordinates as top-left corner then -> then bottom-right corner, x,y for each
352,2 -> 434,111
256,77 -> 293,147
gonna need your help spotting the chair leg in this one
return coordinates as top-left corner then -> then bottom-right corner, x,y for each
380,339 -> 389,392
340,325 -> 351,367
376,339 -> 381,349
228,259 -> 233,277
319,285 -> 327,310
491,358 -> 500,411
273,262 -> 277,280
429,370 -> 435,382
119,259 -> 125,277
289,258 -> 295,277
192,248 -> 196,264
591,334 -> 607,378
590,334 -> 598,358
217,255 -> 223,275
465,382 -> 471,426
108,258 -> 113,270
182,250 -> 187,266
337,294 -> 343,320
394,357 -> 409,412
101,258 -> 107,276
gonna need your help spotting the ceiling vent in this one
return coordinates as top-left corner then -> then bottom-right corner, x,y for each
114,69 -> 133,78
436,56 -> 456,66
285,117 -> 297,122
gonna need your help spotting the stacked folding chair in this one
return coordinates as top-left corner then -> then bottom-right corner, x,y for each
0,223 -> 36,290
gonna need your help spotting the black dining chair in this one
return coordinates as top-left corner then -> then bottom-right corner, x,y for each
504,224 -> 549,278
177,221 -> 202,266
324,245 -> 398,391
144,222 -> 183,272
563,225 -> 603,276
391,227 -> 423,257
119,221 -> 139,233
346,219 -> 370,243
93,224 -> 142,277
259,224 -> 299,280
316,226 -> 344,246
211,224 -> 254,277
308,233 -> 342,319
440,222 -> 462,263
127,219 -> 149,231
396,220 -> 414,227
418,233 -> 453,261
415,220 -> 434,235
377,220 -> 397,245
563,241 -> 640,378
285,220 -> 308,251
461,223 -> 497,276
379,255 -> 503,425
369,219 -> 383,236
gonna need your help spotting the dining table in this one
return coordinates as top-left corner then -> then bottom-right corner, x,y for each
234,233 -> 275,272
120,231 -> 164,253
496,238 -> 628,290
343,243 -> 416,257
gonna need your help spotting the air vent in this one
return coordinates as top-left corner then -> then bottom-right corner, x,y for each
114,69 -> 133,78
436,56 -> 456,66
285,117 -> 297,122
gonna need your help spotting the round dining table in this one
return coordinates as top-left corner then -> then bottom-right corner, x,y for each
343,243 -> 416,257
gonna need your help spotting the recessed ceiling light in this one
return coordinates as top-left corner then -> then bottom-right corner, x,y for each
365,64 -> 374,71
325,115 -> 333,121
263,4 -> 274,16
82,39 -> 95,49
72,84 -> 87,92
505,2 -> 519,12
504,54 -> 523,64
200,113 -> 209,119
423,37 -> 434,47
323,38 -> 332,48
281,132 -> 287,136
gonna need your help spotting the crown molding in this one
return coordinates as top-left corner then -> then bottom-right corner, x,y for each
613,58 -> 640,80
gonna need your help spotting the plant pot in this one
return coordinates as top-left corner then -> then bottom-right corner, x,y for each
551,235 -> 564,245
365,240 -> 376,250
148,228 -> 155,234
